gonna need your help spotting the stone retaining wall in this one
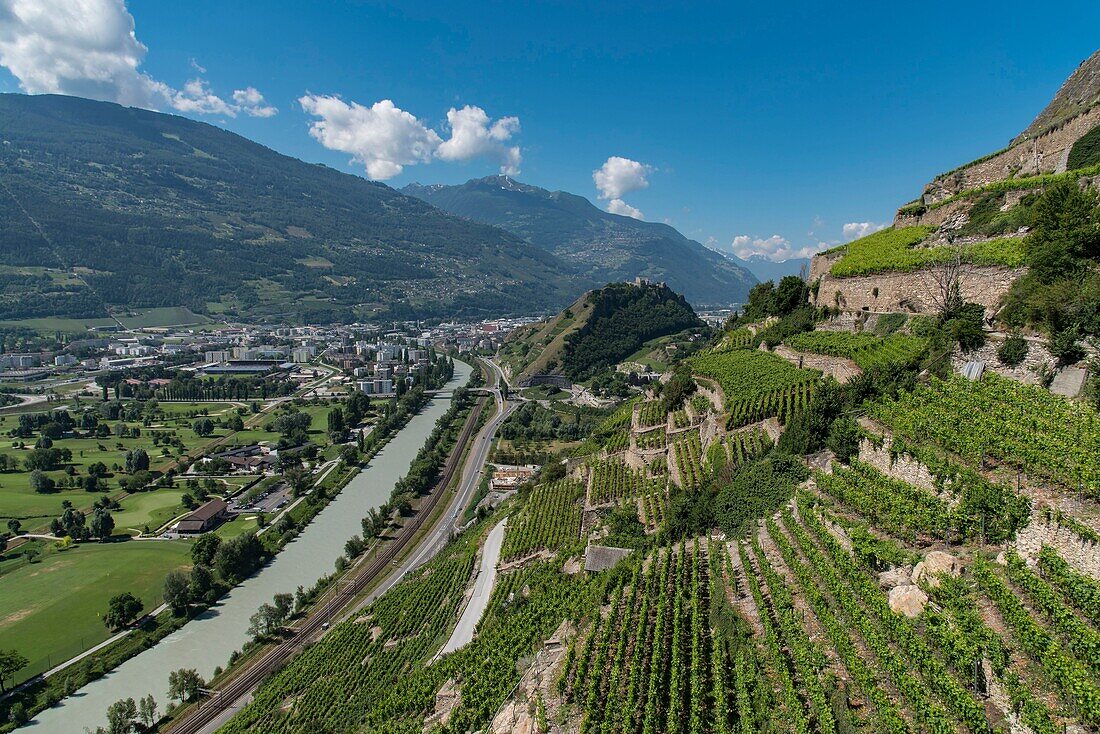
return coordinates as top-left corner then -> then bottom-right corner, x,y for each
857,436 -> 937,493
921,106 -> 1100,205
811,260 -> 1024,317
773,344 -> 861,383
1014,518 -> 1100,580
951,334 -> 1057,386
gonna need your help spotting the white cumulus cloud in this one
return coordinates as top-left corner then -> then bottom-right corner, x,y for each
299,95 -> 441,180
842,221 -> 886,241
593,156 -> 652,200
436,105 -> 521,175
232,87 -> 278,118
730,234 -> 823,262
0,0 -> 274,118
299,96 -> 524,180
607,198 -> 644,220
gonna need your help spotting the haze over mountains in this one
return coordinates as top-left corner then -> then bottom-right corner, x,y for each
403,176 -> 759,306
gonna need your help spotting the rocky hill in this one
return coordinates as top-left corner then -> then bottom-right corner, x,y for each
0,94 -> 587,323
498,280 -> 702,382
403,176 -> 757,307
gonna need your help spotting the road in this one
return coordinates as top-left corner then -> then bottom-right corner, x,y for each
437,517 -> 507,657
350,386 -> 515,613
172,360 -> 512,734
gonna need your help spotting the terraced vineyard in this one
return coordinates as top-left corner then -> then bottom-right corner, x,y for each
785,330 -> 928,370
708,426 -> 772,473
637,401 -> 667,428
872,373 -> 1100,496
501,479 -> 585,561
635,429 -> 666,450
670,430 -> 705,488
827,225 -> 1025,276
562,540 -> 770,734
688,348 -> 820,428
588,460 -> 666,506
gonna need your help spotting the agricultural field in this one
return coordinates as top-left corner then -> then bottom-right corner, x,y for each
826,225 -> 1026,277
785,331 -> 928,370
216,352 -> 1100,734
688,348 -> 820,428
588,460 -> 665,506
500,479 -> 585,562
872,373 -> 1100,497
0,540 -> 191,679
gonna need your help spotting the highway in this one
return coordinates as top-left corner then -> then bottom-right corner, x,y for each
172,359 -> 513,734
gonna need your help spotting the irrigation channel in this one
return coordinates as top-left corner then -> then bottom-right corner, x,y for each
27,360 -> 473,732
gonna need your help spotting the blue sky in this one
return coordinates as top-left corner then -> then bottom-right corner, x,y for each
1,1 -> 1098,261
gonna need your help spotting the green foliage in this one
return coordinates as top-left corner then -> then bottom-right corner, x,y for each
732,275 -> 810,326
828,225 -> 1024,276
1067,124 -> 1100,170
713,454 -> 807,537
561,283 -> 702,381
996,334 -> 1029,366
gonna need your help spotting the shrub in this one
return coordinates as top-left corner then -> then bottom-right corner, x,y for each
996,334 -> 1029,366
1048,326 -> 1085,366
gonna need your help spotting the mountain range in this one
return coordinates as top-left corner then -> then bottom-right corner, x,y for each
0,93 -> 584,324
402,176 -> 758,306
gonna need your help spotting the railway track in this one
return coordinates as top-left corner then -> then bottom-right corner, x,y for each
167,394 -> 488,734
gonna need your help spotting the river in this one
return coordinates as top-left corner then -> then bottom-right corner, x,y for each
27,360 -> 471,732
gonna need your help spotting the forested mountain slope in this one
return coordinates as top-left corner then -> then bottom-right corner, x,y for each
0,94 -> 584,323
403,176 -> 757,306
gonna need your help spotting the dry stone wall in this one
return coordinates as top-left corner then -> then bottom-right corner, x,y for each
857,436 -> 937,494
951,334 -> 1056,385
1014,517 -> 1100,580
811,256 -> 1024,317
921,106 -> 1100,204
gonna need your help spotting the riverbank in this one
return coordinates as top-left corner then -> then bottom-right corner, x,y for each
10,361 -> 472,733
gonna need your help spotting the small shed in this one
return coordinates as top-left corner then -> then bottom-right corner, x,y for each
584,545 -> 632,572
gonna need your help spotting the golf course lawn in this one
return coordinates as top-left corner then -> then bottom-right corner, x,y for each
0,540 -> 191,676
109,489 -> 188,534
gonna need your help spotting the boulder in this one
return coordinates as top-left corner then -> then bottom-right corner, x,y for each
912,551 -> 962,587
877,565 -> 914,590
889,584 -> 928,618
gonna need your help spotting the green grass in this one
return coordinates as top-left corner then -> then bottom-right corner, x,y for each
828,226 -> 1025,277
214,514 -> 260,540
0,540 -> 192,674
114,306 -> 210,329
109,489 -> 188,534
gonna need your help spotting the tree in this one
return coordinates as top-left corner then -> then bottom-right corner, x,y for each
327,406 -> 345,439
213,532 -> 265,585
189,564 -> 216,604
0,648 -> 29,693
191,533 -> 222,566
90,507 -> 115,540
105,697 -> 137,734
29,469 -> 56,493
192,417 -> 215,437
167,668 -> 204,703
163,570 -> 191,616
284,465 -> 311,498
6,519 -> 20,535
138,694 -> 158,728
227,415 -> 245,432
125,448 -> 150,474
104,592 -> 144,630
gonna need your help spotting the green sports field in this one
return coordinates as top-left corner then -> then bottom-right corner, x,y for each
0,540 -> 192,677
